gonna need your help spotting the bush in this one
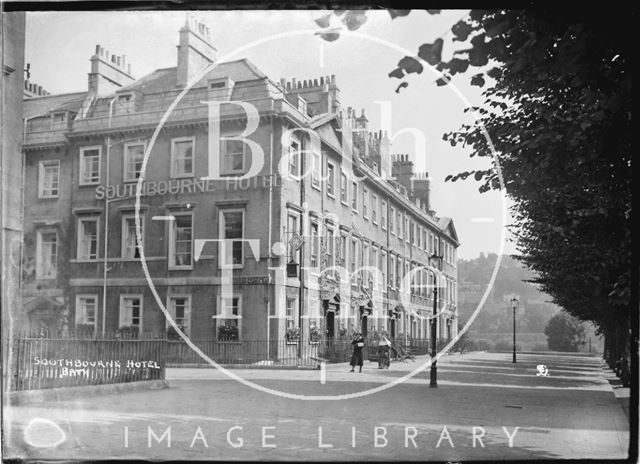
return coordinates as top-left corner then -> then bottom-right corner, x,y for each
544,312 -> 585,352
286,327 -> 300,342
309,326 -> 321,343
217,324 -> 239,341
452,331 -> 471,353
473,339 -> 494,351
116,325 -> 139,339
166,324 -> 186,340
490,341 -> 521,352
532,343 -> 549,351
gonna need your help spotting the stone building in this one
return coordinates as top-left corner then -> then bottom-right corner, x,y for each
21,16 -> 459,347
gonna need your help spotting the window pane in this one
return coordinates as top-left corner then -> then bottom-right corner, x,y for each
173,215 -> 192,266
126,144 -> 145,179
223,211 -> 243,265
81,149 -> 100,183
174,140 -> 194,176
124,216 -> 143,258
80,219 -> 98,260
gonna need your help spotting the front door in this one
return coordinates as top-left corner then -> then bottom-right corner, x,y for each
326,310 -> 335,341
389,318 -> 396,339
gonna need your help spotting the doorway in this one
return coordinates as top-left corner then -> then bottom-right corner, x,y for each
389,318 -> 396,339
326,310 -> 335,341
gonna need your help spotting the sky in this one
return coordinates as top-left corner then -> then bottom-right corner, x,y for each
25,10 -> 516,260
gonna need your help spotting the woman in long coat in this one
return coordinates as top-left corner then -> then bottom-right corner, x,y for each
349,332 -> 365,372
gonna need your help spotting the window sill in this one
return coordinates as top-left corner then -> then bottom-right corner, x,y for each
220,171 -> 247,177
341,201 -> 349,207
79,182 -> 100,187
169,266 -> 194,271
169,173 -> 195,179
327,193 -> 335,199
218,265 -> 244,270
311,183 -> 321,191
286,341 -> 299,346
38,195 -> 59,200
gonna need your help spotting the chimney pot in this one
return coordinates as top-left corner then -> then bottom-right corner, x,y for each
320,76 -> 324,85
313,78 -> 318,86
331,74 -> 336,83
127,64 -> 131,74
24,80 -> 28,89
95,44 -> 100,54
286,82 -> 291,90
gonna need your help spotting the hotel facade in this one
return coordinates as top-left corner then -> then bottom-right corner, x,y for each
21,16 -> 459,345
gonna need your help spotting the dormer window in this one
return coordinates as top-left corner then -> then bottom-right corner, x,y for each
51,112 -> 67,129
115,93 -> 134,114
207,77 -> 234,101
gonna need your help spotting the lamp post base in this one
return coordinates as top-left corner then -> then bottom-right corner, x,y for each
429,363 -> 438,388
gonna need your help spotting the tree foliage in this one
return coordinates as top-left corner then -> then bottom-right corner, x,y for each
544,312 -> 585,352
314,10 -> 632,341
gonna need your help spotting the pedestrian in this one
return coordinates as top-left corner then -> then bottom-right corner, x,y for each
378,335 -> 390,369
349,332 -> 365,372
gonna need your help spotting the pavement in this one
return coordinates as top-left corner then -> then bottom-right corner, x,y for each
2,351 -> 630,461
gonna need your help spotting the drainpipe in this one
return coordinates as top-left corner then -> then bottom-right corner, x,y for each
101,97 -> 116,336
297,135 -> 305,360
266,116 -> 274,358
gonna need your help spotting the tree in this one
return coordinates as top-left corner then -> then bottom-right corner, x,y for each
314,9 -> 632,367
544,312 -> 585,352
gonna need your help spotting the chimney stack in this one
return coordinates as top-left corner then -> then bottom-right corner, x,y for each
87,43 -> 135,98
177,14 -> 217,87
391,153 -> 415,193
413,171 -> 431,212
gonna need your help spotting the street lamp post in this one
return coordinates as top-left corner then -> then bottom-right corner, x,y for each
511,296 -> 518,363
429,253 -> 443,388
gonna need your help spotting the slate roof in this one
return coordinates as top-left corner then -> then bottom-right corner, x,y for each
23,58 -> 268,118
23,92 -> 86,119
118,58 -> 267,94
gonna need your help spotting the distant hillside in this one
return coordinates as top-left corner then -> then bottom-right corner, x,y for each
457,253 -> 560,334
